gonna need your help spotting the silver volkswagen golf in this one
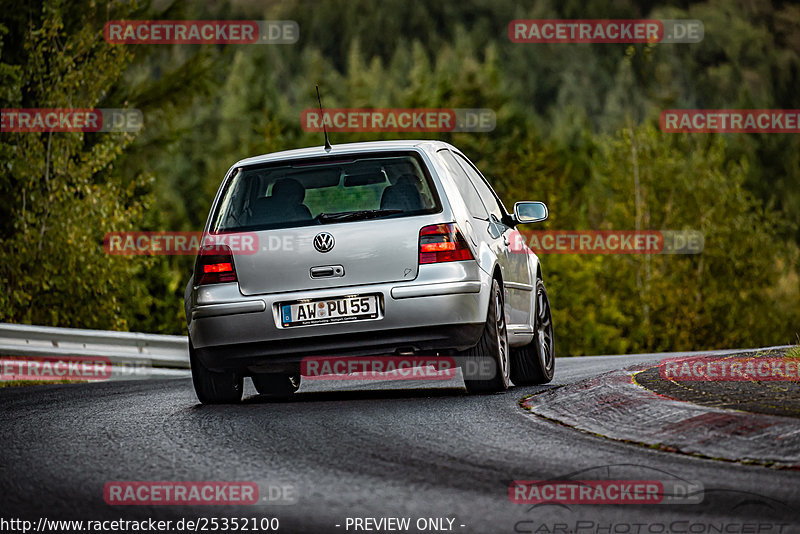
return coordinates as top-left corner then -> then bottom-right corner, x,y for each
185,140 -> 555,403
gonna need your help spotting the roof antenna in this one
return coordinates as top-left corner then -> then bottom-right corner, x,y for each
316,84 -> 332,152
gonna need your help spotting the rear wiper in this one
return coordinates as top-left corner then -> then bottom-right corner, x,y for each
317,209 -> 403,223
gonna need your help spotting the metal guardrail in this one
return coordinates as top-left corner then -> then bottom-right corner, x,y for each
0,323 -> 190,379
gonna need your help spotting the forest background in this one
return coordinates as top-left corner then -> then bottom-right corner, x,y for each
2,0 -> 798,356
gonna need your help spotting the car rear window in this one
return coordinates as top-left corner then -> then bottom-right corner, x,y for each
209,152 -> 441,232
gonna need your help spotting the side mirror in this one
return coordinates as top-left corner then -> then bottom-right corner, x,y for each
513,201 -> 548,224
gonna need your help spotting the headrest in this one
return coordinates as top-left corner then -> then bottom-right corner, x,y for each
396,174 -> 420,188
272,178 -> 305,204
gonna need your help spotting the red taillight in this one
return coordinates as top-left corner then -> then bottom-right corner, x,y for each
196,245 -> 237,285
419,223 -> 475,264
203,262 -> 233,274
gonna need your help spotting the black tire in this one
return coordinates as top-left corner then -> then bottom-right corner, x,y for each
189,340 -> 243,404
460,278 -> 510,393
510,276 -> 555,385
252,373 -> 300,399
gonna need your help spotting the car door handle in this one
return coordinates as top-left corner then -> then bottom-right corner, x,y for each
310,265 -> 344,278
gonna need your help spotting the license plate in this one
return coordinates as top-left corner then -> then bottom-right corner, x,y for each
280,295 -> 379,327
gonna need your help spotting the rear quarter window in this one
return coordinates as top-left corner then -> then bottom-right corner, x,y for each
437,149 -> 489,220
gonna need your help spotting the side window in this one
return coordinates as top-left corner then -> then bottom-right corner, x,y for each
455,153 -> 505,222
438,149 -> 488,220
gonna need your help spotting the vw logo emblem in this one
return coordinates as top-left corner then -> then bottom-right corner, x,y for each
313,232 -> 335,253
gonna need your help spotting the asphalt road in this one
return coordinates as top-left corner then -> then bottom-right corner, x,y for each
1,352 -> 798,533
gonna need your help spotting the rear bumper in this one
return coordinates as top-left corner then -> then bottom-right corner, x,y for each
188,262 -> 491,372
194,324 -> 484,372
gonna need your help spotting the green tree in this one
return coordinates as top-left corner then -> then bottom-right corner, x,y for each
0,0 -> 212,332
580,124 -> 796,353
